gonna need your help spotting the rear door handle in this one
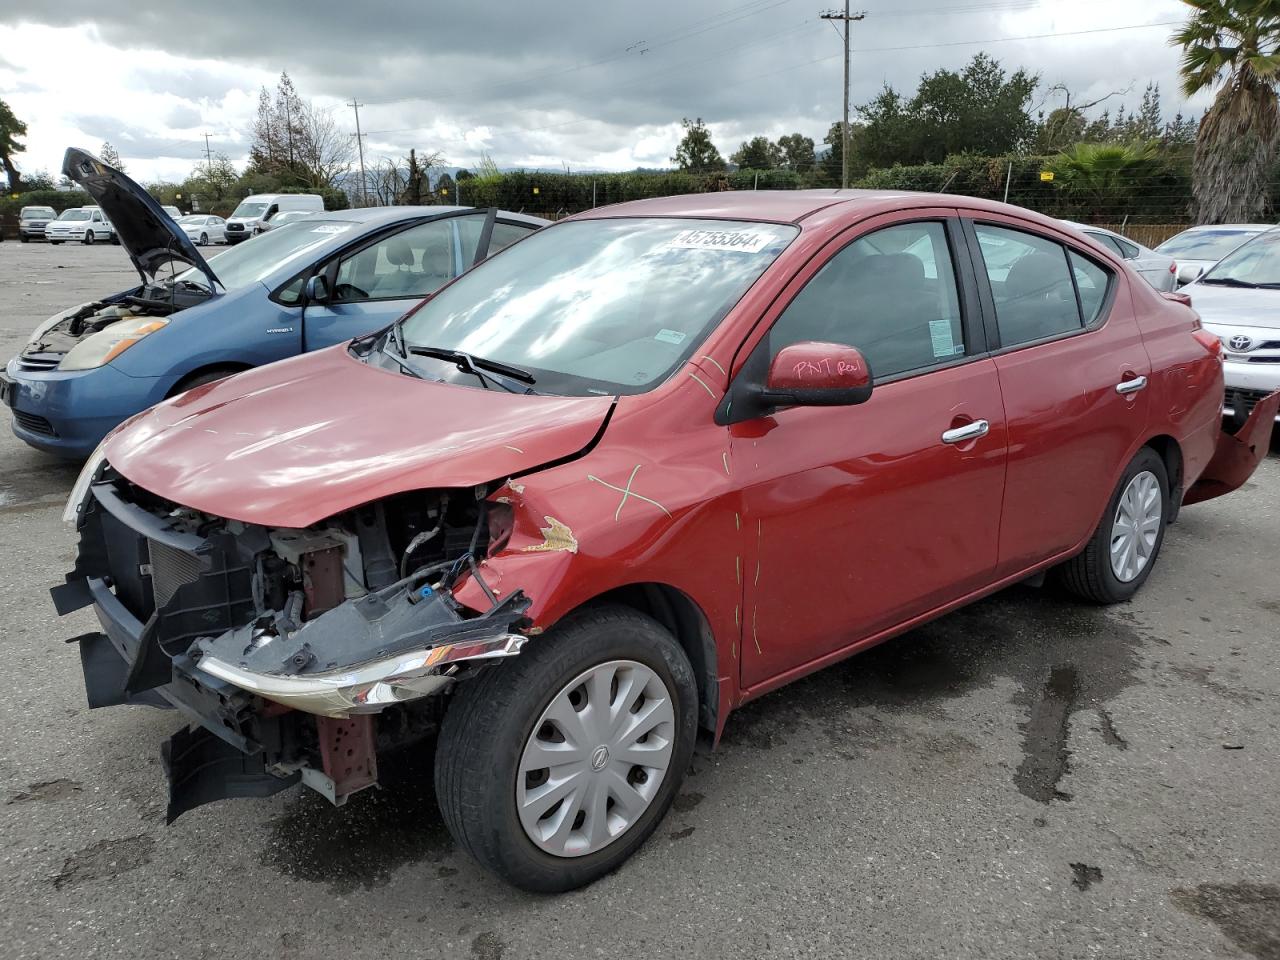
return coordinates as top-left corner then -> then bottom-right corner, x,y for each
1116,375 -> 1148,395
941,419 -> 989,444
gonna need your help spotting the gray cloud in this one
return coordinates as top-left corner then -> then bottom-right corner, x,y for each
5,0 -> 1198,171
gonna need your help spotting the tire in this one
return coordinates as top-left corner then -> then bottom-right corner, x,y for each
436,605 -> 698,892
168,367 -> 240,398
198,232 -> 208,246
20,234 -> 28,243
1058,446 -> 1169,604
49,240 -> 62,245
81,230 -> 94,245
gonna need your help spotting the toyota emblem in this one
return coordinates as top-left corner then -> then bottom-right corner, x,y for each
1228,334 -> 1254,351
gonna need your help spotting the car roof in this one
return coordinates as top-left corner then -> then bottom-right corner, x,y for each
316,205 -> 549,227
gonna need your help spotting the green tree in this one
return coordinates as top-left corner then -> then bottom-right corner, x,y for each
776,133 -> 815,172
99,141 -> 125,171
0,98 -> 29,193
18,169 -> 54,192
434,172 -> 456,204
671,117 -> 725,173
731,135 -> 779,169
1173,0 -> 1280,222
184,153 -> 239,207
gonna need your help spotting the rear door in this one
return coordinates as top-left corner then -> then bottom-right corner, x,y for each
301,211 -> 494,350
737,211 -> 1008,688
966,216 -> 1152,576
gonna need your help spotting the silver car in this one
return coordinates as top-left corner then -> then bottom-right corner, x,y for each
18,205 -> 56,242
1155,223 -> 1274,285
1061,221 -> 1177,292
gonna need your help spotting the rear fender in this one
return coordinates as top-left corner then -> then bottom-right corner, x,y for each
1183,390 -> 1279,505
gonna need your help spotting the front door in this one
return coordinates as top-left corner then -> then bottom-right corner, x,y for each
302,211 -> 491,350
737,214 -> 1008,689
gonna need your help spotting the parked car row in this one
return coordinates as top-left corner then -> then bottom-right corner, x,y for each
19,202 -> 183,244
7,149 -> 1279,894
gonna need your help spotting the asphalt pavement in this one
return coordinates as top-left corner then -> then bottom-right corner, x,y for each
1,241 -> 1278,960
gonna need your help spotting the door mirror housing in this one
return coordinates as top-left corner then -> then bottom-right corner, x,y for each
759,342 -> 873,408
1177,263 -> 1204,286
304,274 -> 330,304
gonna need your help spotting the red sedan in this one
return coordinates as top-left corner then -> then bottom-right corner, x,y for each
53,191 -> 1277,891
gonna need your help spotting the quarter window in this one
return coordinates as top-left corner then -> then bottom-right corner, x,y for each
974,225 -> 1088,347
1070,252 -> 1110,323
769,221 -> 966,380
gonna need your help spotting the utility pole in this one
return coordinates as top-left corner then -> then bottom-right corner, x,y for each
820,4 -> 865,190
202,133 -> 213,168
348,98 -> 370,207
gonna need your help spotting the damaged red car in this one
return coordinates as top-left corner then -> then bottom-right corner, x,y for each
53,191 -> 1277,891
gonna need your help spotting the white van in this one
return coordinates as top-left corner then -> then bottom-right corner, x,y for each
224,193 -> 324,244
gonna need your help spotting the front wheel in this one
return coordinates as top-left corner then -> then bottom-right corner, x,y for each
1058,446 -> 1169,604
81,230 -> 94,245
198,232 -> 208,246
435,605 -> 698,892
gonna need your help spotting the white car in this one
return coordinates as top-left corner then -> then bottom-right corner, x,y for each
1061,221 -> 1177,292
176,215 -> 227,246
1155,223 -> 1274,285
1183,229 -> 1280,424
256,210 -> 315,232
44,207 -> 114,245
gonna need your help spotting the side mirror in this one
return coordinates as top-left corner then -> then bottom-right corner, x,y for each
759,341 -> 873,408
304,275 -> 330,304
1177,263 -> 1204,286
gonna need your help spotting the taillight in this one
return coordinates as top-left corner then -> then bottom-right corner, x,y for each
1169,262 -> 1177,274
1161,291 -> 1193,308
1192,328 -> 1222,356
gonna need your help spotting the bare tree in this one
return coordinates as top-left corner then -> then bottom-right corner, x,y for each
368,158 -> 407,206
297,103 -> 354,188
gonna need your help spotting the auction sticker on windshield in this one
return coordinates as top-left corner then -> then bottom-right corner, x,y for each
666,229 -> 774,253
311,224 -> 352,234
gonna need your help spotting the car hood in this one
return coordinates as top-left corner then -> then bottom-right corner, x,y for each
103,346 -> 615,528
62,147 -> 219,288
1183,282 -> 1280,330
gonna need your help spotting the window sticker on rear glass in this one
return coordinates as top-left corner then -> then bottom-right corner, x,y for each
311,224 -> 351,234
929,319 -> 962,358
665,229 -> 773,254
654,329 -> 687,345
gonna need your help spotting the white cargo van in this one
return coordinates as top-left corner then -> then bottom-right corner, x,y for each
224,193 -> 324,244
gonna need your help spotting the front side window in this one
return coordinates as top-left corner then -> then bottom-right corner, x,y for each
231,201 -> 269,219
396,217 -> 797,395
769,221 -> 966,380
974,224 -> 1085,347
333,217 -> 466,303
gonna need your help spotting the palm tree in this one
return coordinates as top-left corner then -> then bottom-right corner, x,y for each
1172,1 -> 1280,223
1053,141 -> 1163,215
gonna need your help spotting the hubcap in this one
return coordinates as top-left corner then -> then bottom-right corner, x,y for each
1110,470 -> 1162,582
517,659 -> 675,858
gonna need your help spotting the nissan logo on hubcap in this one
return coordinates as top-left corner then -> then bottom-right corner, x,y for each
590,745 -> 610,770
1228,334 -> 1254,351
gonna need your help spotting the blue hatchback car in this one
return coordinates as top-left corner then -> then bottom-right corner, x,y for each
1,148 -> 547,458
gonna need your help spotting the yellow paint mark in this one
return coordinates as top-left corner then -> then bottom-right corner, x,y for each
734,512 -> 741,531
520,516 -> 578,554
701,355 -> 727,377
503,444 -> 525,454
732,639 -> 738,660
734,604 -> 740,627
688,372 -> 717,399
588,465 -> 672,521
735,556 -> 741,585
752,607 -> 761,655
721,451 -> 731,476
755,519 -> 763,585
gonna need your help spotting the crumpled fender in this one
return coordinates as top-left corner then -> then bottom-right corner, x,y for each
1183,389 -> 1279,505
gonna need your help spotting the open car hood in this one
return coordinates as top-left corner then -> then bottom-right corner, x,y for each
62,147 -> 220,288
103,346 -> 615,528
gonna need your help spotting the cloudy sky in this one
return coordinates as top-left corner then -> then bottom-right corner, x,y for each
1,0 -> 1201,185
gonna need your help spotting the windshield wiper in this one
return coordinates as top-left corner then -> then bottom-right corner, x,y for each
1199,276 -> 1259,288
407,346 -> 537,394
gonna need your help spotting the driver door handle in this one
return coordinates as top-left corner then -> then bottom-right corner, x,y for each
1116,375 -> 1148,395
941,419 -> 989,444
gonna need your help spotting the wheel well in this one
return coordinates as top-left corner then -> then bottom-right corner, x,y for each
1145,434 -> 1184,523
168,363 -> 252,398
588,584 -> 719,734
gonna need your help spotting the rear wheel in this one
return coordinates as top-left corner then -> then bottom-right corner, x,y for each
1059,447 -> 1169,604
435,605 -> 698,892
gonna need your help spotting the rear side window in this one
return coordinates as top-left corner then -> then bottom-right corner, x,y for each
974,225 -> 1087,347
770,220 -> 967,380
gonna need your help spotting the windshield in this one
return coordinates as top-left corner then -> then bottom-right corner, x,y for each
1201,230 -> 1280,285
1156,228 -> 1264,260
175,220 -> 352,290
59,210 -> 91,221
397,217 -> 797,395
232,201 -> 269,219
21,207 -> 55,219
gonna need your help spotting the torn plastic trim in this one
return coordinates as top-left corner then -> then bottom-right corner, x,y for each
1184,388 -> 1280,506
198,632 -> 527,718
193,578 -> 532,718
